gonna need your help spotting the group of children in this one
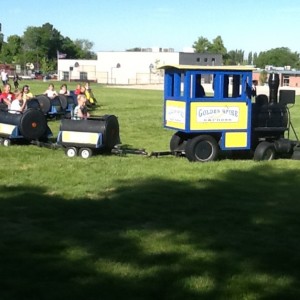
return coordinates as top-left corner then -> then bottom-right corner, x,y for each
0,81 -> 97,119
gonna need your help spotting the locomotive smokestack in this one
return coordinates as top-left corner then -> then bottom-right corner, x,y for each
268,73 -> 279,104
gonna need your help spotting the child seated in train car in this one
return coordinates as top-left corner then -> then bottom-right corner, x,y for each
72,94 -> 90,120
74,83 -> 81,95
84,82 -> 97,106
59,83 -> 70,96
0,83 -> 15,108
43,83 -> 58,99
22,85 -> 34,101
9,91 -> 27,114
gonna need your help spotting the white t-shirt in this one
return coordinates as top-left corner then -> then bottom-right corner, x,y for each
45,90 -> 57,98
1,70 -> 8,81
9,100 -> 21,114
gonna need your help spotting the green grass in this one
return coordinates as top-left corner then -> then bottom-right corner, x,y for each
1,81 -> 300,299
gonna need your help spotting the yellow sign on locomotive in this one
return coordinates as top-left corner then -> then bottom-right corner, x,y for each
190,102 -> 248,130
165,100 -> 186,130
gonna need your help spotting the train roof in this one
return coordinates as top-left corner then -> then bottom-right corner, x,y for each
158,64 -> 255,72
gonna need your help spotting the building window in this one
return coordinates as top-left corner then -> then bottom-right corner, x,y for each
80,72 -> 88,81
62,71 -> 69,81
196,58 -> 200,62
283,75 -> 289,86
204,58 -> 208,63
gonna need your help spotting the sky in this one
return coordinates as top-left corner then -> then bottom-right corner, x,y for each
2,0 -> 300,55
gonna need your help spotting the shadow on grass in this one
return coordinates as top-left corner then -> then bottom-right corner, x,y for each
1,164 -> 300,300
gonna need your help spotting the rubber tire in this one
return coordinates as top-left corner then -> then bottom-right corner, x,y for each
253,142 -> 276,161
65,147 -> 78,157
170,132 -> 186,151
79,148 -> 92,159
185,135 -> 219,162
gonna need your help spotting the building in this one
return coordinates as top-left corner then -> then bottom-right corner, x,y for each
57,49 -> 222,85
253,68 -> 300,88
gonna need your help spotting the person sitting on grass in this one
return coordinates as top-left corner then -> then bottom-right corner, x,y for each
72,94 -> 90,120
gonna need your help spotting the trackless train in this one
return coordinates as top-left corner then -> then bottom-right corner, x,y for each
0,65 -> 299,161
160,65 -> 300,162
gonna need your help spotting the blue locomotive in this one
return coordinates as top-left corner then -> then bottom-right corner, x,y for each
159,65 -> 299,162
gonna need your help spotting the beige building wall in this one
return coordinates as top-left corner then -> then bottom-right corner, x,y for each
57,51 -> 179,84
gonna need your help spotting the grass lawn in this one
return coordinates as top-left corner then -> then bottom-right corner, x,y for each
1,80 -> 300,299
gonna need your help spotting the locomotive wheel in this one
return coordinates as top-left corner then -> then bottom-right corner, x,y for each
170,132 -> 186,151
185,135 -> 219,162
79,148 -> 92,159
3,139 -> 11,147
253,142 -> 276,161
65,147 -> 78,158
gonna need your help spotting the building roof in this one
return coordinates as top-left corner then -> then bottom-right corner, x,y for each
159,64 -> 255,71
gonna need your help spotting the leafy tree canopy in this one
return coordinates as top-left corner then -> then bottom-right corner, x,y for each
254,47 -> 300,69
0,22 -> 96,72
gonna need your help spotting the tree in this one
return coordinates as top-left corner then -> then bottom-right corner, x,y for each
193,35 -> 227,61
247,51 -> 253,65
74,39 -> 96,59
255,47 -> 300,69
253,52 -> 258,65
0,35 -> 23,64
259,70 -> 268,85
193,36 -> 212,53
224,49 -> 245,65
210,36 -> 227,57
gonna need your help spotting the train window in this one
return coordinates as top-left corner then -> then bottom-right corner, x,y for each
223,74 -> 241,98
165,72 -> 185,98
191,72 -> 215,99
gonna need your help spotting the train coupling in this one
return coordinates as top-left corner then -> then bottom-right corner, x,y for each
149,150 -> 184,157
111,144 -> 148,156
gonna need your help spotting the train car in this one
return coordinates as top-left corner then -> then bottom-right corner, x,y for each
159,64 -> 299,162
56,115 -> 121,158
29,94 -> 76,118
0,108 -> 52,146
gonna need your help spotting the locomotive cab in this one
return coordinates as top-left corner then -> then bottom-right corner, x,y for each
159,65 -> 298,162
